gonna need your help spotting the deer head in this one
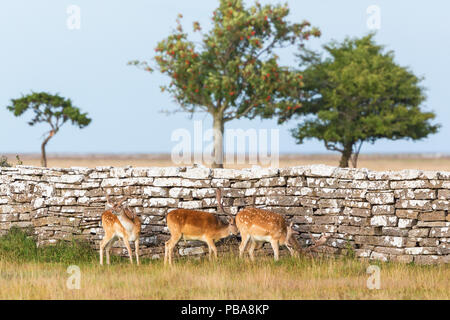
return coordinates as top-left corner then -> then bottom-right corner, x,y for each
216,188 -> 238,235
226,216 -> 239,235
285,221 -> 301,253
105,195 -> 128,215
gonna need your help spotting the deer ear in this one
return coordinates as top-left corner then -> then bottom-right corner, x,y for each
286,225 -> 292,237
286,221 -> 293,233
117,197 -> 128,206
105,202 -> 114,210
287,221 -> 298,238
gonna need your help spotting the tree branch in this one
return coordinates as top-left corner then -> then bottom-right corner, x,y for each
324,141 -> 343,153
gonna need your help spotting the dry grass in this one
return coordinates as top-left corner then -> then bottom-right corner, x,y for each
5,153 -> 450,171
0,255 -> 448,300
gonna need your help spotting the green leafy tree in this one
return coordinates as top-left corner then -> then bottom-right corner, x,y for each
0,155 -> 22,167
0,156 -> 11,167
7,92 -> 91,167
275,34 -> 440,168
130,0 -> 319,168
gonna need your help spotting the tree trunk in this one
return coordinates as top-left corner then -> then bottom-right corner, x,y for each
339,141 -> 354,168
351,141 -> 364,168
40,131 -> 55,167
212,113 -> 224,169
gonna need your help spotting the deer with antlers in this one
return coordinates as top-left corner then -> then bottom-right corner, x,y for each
164,189 -> 238,265
236,198 -> 329,261
99,195 -> 142,265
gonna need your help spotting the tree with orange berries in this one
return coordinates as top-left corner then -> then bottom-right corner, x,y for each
130,0 -> 319,168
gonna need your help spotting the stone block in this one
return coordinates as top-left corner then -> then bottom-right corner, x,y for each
370,215 -> 398,227
419,211 -> 446,221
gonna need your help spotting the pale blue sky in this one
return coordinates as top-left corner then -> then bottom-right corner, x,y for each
0,0 -> 449,154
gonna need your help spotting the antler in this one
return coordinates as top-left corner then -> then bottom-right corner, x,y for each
105,194 -> 128,207
123,207 -> 137,220
305,232 -> 330,253
117,196 -> 128,206
216,188 -> 235,220
216,188 -> 225,213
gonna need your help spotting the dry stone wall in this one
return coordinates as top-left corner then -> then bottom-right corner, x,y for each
0,165 -> 449,264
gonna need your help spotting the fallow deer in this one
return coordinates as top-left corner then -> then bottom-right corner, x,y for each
164,189 -> 238,265
99,195 -> 142,265
236,202 -> 329,261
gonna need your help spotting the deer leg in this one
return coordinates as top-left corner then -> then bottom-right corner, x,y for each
249,241 -> 264,261
164,241 -> 169,265
134,239 -> 140,266
270,240 -> 280,261
99,238 -> 106,266
285,244 -> 297,258
248,240 -> 257,261
205,238 -> 217,260
207,242 -> 212,260
168,236 -> 180,266
105,237 -> 116,265
100,234 -> 113,265
239,233 -> 250,258
165,233 -> 181,266
122,236 -> 133,264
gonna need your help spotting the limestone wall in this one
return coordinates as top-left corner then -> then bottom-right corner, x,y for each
0,165 -> 448,264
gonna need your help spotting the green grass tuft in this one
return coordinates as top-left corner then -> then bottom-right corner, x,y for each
0,227 -> 98,264
0,155 -> 12,167
0,227 -> 38,261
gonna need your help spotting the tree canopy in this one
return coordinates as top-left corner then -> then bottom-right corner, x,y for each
274,34 -> 440,167
7,92 -> 91,167
130,0 -> 319,167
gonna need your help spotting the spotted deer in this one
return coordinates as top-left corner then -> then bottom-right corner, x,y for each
99,195 -> 141,265
236,200 -> 329,261
164,189 -> 238,265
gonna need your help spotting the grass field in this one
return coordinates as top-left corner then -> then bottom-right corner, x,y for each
0,229 -> 448,300
1,254 -> 449,300
4,153 -> 450,171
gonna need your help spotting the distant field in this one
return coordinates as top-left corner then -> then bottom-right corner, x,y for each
4,153 -> 450,171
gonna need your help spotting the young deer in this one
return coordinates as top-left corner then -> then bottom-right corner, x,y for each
164,189 -> 238,265
99,195 -> 142,265
236,199 -> 330,261
236,207 -> 299,261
